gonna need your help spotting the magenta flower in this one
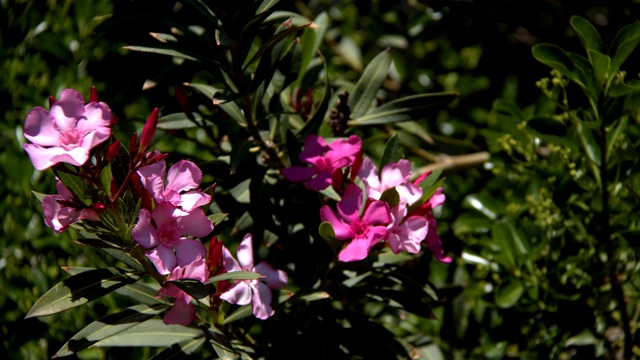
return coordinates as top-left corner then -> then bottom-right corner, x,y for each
156,254 -> 208,325
132,203 -> 212,275
41,180 -> 99,233
282,135 -> 361,191
410,177 -> 451,263
386,204 -> 429,254
220,234 -> 288,320
23,89 -> 112,170
320,184 -> 391,262
137,159 -> 211,216
358,157 -> 422,205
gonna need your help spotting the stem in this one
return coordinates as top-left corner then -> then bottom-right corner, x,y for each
599,110 -> 632,358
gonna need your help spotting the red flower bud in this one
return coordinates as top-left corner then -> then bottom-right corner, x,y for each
48,96 -> 56,108
89,86 -> 99,103
91,202 -> 106,214
139,107 -> 159,153
106,140 -> 121,162
129,132 -> 138,154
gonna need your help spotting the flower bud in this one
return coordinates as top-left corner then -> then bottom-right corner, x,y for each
139,107 -> 159,153
48,96 -> 56,108
89,86 -> 99,103
129,131 -> 138,154
91,202 -> 106,214
106,140 -> 121,162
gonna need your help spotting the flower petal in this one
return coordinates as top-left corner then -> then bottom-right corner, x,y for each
361,200 -> 391,226
254,262 -> 288,289
281,166 -> 316,182
358,157 -> 381,199
174,238 -> 207,269
146,245 -> 177,275
304,171 -> 332,191
50,89 -> 85,130
338,237 -> 372,262
178,191 -> 211,212
220,282 -> 252,306
236,234 -> 254,270
76,102 -> 112,134
337,184 -> 362,223
320,206 -> 354,240
222,246 -> 242,273
166,160 -> 202,193
175,208 -> 213,238
251,282 -> 274,320
299,135 -> 327,163
23,107 -> 60,146
162,291 -> 195,325
132,209 -> 159,249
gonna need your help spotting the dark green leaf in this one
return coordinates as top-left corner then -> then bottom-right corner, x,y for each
532,44 -> 583,86
379,135 -> 402,169
115,281 -> 168,305
166,279 -> 209,300
55,165 -> 88,204
349,49 -> 392,119
589,50 -> 610,88
123,46 -> 200,62
205,271 -> 261,285
25,268 -> 140,318
296,53 -> 330,137
379,188 -> 400,208
208,213 -> 229,226
609,21 -> 640,74
203,326 -> 236,360
101,248 -> 146,272
151,337 -> 207,359
570,16 -> 603,55
222,305 -> 253,324
349,92 -> 458,126
54,304 -> 169,357
157,112 -> 210,130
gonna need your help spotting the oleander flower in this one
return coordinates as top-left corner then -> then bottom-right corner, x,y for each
358,157 -> 422,206
320,184 -> 392,262
220,234 -> 288,319
411,174 -> 451,263
23,88 -> 112,170
132,203 -> 212,275
137,159 -> 211,216
156,255 -> 208,325
282,134 -> 361,191
41,180 -> 99,233
386,204 -> 429,254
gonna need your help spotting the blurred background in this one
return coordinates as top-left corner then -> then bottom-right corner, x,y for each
2,0 -> 639,358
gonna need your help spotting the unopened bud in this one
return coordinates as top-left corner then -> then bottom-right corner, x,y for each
91,202 -> 106,213
130,132 -> 138,154
139,107 -> 159,153
48,96 -> 56,108
106,140 -> 121,162
89,86 -> 99,103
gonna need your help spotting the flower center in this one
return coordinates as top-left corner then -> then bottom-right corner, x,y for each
59,128 -> 82,150
157,222 -> 181,247
351,220 -> 369,237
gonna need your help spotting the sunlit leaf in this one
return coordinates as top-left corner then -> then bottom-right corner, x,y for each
349,49 -> 391,119
379,135 -> 402,169
123,46 -> 200,62
157,112 -> 210,130
91,319 -> 202,347
54,304 -> 169,357
349,92 -> 458,126
25,268 -> 140,318
609,21 -> 640,74
205,271 -> 261,285
495,278 -> 524,308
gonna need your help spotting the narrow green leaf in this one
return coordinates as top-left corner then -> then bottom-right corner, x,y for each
222,305 -> 253,324
245,24 -> 309,69
348,92 -> 457,126
151,337 -> 206,359
180,0 -> 220,28
115,281 -> 168,305
298,12 -> 329,84
157,112 -> 209,130
92,319 -> 202,347
123,46 -> 200,62
208,213 -> 229,226
256,0 -> 281,14
609,21 -> 640,74
184,83 -> 246,126
54,304 -> 169,357
205,271 -> 262,285
166,279 -> 209,300
201,326 -> 236,360
55,165 -> 87,204
495,278 -> 524,308
101,248 -> 146,272
25,268 -> 140,318
570,16 -> 603,55
379,135 -> 402,169
296,53 -> 330,137
297,291 -> 331,302
349,49 -> 392,119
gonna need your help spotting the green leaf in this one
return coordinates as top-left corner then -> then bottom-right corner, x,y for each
609,21 -> 640,74
123,46 -> 200,62
157,112 -> 211,130
567,52 -> 598,98
167,279 -> 209,300
208,213 -> 229,226
349,49 -> 392,119
180,0 -> 220,28
379,135 -> 402,169
222,305 -> 253,324
495,278 -> 525,308
589,50 -> 610,89
101,248 -> 146,272
349,92 -> 458,126
570,16 -> 603,56
91,319 -> 202,347
55,165 -> 88,204
462,193 -> 502,220
115,281 -> 168,305
379,188 -> 400,208
297,291 -> 331,302
296,53 -> 330,137
608,78 -> 640,97
54,304 -> 169,357
205,271 -> 261,285
151,337 -> 207,359
256,0 -> 281,14
298,12 -> 329,85
202,326 -> 236,360
184,83 -> 246,126
245,24 -> 309,69
25,268 -> 140,318
532,44 -> 583,86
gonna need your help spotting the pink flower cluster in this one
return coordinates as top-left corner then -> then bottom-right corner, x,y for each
285,135 -> 450,263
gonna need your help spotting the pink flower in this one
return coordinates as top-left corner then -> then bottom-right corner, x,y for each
132,203 -> 212,275
23,89 -> 112,170
220,234 -> 288,320
410,175 -> 451,263
41,180 -> 99,233
386,204 -> 429,254
157,255 -> 208,325
282,135 -> 361,191
358,157 -> 422,206
137,159 -> 211,216
320,184 -> 391,262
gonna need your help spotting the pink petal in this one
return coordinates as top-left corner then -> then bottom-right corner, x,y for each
79,127 -> 111,152
179,255 -> 208,282
236,234 -> 254,270
41,194 -> 78,233
178,191 -> 211,212
137,160 -> 166,202
251,282 -> 274,319
151,203 -> 175,229
281,166 -> 316,182
23,144 -> 88,170
396,182 -> 423,206
326,135 -> 361,164
304,171 -> 332,191
55,181 -> 74,201
162,291 -> 195,325
23,107 -> 60,146
146,245 -> 177,275
299,135 -> 327,163
337,184 -> 362,223
174,238 -> 207,268
361,200 -> 391,226
132,209 -> 159,249
338,237 -> 372,262
157,283 -> 180,298
425,218 -> 451,263
220,282 -> 252,306
254,262 -> 288,289
358,157 -> 381,199
166,160 -> 202,193
380,160 -> 412,190
320,206 -> 354,240
222,246 -> 242,272
50,89 -> 85,130
176,208 -> 213,238
76,102 -> 111,134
